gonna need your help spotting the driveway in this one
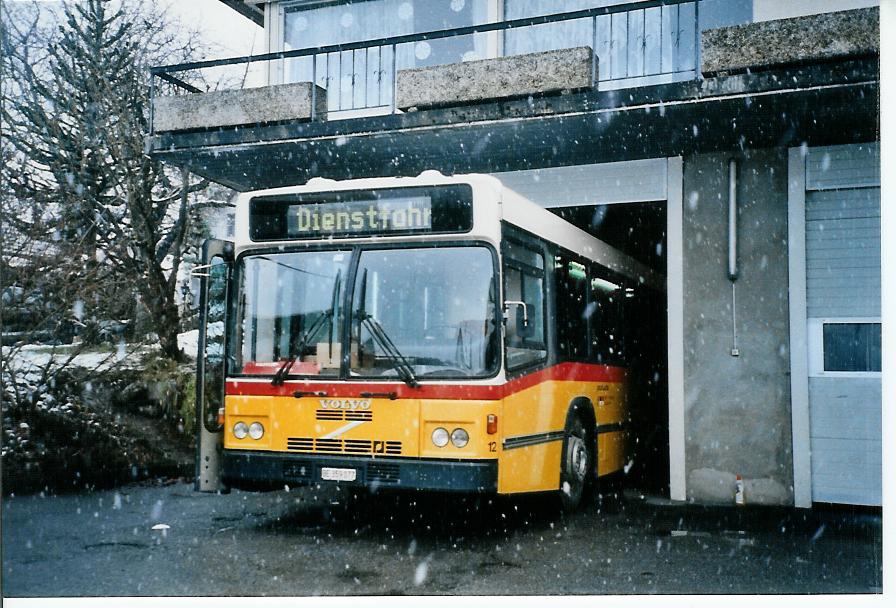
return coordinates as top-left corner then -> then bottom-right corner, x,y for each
2,481 -> 882,596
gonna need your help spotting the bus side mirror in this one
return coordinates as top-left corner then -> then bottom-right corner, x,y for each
504,300 -> 534,338
194,239 -> 233,493
196,238 -> 233,436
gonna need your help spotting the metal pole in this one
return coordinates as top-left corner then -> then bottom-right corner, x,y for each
641,8 -> 646,78
311,54 -> 317,120
591,16 -> 598,87
377,45 -> 383,106
675,3 -> 681,72
390,43 -> 397,113
727,157 -> 739,281
625,10 -> 630,78
694,0 -> 701,79
660,4 -> 665,75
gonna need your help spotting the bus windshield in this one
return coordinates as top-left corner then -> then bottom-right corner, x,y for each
233,250 -> 351,377
231,245 -> 498,379
350,246 -> 498,379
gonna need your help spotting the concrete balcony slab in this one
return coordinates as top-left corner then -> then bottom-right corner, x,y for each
395,47 -> 596,110
152,82 -> 327,132
701,7 -> 878,76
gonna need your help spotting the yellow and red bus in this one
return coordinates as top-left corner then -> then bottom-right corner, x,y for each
194,173 -> 662,510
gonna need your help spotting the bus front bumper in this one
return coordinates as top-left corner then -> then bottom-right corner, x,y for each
222,450 -> 498,493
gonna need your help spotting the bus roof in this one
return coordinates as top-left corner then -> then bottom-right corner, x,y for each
235,172 -> 664,290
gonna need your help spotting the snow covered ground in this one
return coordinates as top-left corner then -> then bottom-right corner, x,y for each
177,329 -> 199,359
3,330 -> 200,380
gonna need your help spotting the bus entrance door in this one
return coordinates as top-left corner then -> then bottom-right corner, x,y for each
194,239 -> 233,493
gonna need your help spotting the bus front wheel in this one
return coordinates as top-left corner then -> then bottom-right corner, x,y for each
559,415 -> 592,512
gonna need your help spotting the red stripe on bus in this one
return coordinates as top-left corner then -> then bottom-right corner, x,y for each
224,362 -> 625,401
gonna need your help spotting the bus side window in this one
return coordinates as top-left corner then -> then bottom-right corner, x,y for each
555,255 -> 589,361
588,267 -> 624,365
504,241 -> 546,370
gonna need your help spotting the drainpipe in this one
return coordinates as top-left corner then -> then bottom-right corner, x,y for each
728,158 -> 739,357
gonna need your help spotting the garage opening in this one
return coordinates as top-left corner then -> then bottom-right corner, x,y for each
493,159 -> 674,498
550,202 -> 669,496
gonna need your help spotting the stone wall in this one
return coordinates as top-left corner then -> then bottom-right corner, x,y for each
701,7 -> 878,75
395,47 -> 595,111
153,82 -> 327,132
681,149 -> 793,505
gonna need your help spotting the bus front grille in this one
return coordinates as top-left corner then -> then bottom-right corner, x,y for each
315,410 -> 373,421
344,439 -> 371,454
316,410 -> 343,421
287,437 -> 313,451
287,437 -> 402,456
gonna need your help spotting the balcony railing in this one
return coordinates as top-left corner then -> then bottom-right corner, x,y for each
149,0 -> 699,132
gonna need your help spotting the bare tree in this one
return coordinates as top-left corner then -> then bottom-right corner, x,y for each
1,0 -> 213,361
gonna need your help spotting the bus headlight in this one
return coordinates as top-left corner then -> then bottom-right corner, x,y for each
233,421 -> 249,439
248,422 -> 265,440
451,428 -> 469,448
431,427 -> 449,447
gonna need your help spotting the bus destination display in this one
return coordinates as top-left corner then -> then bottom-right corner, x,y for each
250,185 -> 473,240
290,197 -> 431,235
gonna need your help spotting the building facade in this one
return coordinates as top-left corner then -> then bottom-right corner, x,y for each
149,0 -> 881,507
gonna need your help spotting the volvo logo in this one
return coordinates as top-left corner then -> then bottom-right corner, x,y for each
318,398 -> 372,410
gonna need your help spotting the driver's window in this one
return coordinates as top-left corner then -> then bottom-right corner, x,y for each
504,240 -> 546,370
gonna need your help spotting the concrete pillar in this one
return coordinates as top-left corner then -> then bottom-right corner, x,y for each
681,149 -> 794,505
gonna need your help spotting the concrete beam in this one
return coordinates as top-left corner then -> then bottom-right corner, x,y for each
152,82 -> 327,132
701,7 -> 878,76
145,58 -> 878,191
395,47 -> 595,111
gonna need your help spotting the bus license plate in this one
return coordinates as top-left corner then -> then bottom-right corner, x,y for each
321,467 -> 357,482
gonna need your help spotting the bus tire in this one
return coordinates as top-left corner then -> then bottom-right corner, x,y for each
559,415 -> 592,512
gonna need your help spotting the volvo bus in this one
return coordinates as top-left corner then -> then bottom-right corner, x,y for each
194,173 -> 662,511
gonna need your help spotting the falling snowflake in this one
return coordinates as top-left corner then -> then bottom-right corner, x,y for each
414,561 -> 429,586
415,42 -> 432,61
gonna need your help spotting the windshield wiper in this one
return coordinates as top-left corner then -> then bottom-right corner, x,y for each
270,311 -> 330,386
356,268 -> 418,388
271,269 -> 341,386
361,314 -> 419,388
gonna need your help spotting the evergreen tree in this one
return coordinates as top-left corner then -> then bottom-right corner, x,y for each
1,0 -> 209,361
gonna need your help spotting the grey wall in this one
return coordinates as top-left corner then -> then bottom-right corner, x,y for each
681,148 -> 793,505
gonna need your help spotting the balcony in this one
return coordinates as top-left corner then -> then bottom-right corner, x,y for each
146,3 -> 878,191
152,1 -> 701,122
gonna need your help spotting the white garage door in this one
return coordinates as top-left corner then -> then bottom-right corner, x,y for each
805,143 -> 881,506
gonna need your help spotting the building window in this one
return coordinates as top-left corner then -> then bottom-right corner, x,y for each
822,322 -> 882,373
808,318 -> 882,377
503,0 -> 697,86
275,0 -> 706,109
283,0 -> 488,109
